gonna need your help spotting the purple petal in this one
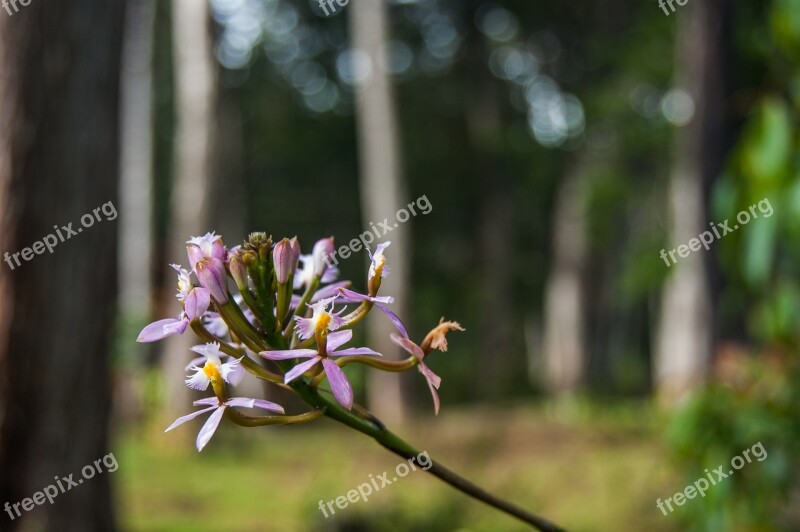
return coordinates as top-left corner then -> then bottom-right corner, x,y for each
196,258 -> 228,304
326,330 -> 353,351
194,397 -> 219,407
202,312 -> 229,338
312,281 -> 352,302
328,312 -> 346,332
164,318 -> 190,336
224,397 -> 254,409
196,406 -> 226,451
426,378 -> 441,415
333,347 -> 382,357
337,287 -> 393,305
390,333 -> 424,360
322,358 -> 353,410
137,318 -> 186,343
164,405 -> 217,432
259,348 -> 317,361
184,287 -> 210,321
320,265 -> 339,284
284,356 -> 322,384
418,363 -> 442,415
374,303 -> 408,338
251,399 -> 285,413
419,362 -> 442,389
186,245 -> 205,271
226,397 -> 285,414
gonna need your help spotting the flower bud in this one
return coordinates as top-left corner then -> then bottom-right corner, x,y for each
312,237 -> 335,277
228,252 -> 248,291
196,257 -> 229,304
187,232 -> 226,270
184,287 -> 211,321
273,238 -> 300,284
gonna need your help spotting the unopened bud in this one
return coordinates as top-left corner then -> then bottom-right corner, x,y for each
184,287 -> 211,321
312,237 -> 335,277
229,253 -> 248,291
241,250 -> 258,268
196,258 -> 229,304
273,238 -> 300,284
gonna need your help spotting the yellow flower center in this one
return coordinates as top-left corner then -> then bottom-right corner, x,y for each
316,312 -> 331,332
203,362 -> 221,382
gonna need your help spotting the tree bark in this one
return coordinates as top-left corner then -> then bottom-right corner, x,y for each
0,1 -> 125,529
349,0 -> 410,424
543,161 -> 588,394
160,0 -> 218,423
655,0 -> 730,404
119,0 -> 155,324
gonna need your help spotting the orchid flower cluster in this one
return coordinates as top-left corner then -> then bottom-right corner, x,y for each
138,232 -> 463,451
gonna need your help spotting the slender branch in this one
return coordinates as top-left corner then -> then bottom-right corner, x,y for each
285,378 -> 564,531
375,438 -> 565,531
238,315 -> 563,530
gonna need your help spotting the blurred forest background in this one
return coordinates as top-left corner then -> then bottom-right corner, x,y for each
1,0 -> 800,530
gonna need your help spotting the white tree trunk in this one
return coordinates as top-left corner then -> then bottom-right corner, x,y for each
654,3 -> 722,404
349,0 -> 409,424
543,165 -> 587,394
161,0 -> 217,421
119,0 -> 155,325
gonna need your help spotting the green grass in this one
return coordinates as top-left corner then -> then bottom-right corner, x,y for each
116,402 -> 683,531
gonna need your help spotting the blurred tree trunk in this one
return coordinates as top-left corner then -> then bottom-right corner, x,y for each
349,0 -> 409,424
119,0 -> 155,359
116,0 -> 155,425
0,1 -> 125,530
463,7 -> 516,396
655,0 -> 729,404
160,0 -> 217,422
543,160 -> 588,394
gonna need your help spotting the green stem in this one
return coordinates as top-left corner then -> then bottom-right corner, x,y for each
338,355 -> 417,372
216,299 -> 270,352
286,378 -> 563,531
266,331 -> 563,530
239,287 -> 267,327
225,407 -> 324,427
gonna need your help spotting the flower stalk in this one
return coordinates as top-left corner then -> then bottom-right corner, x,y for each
138,232 -> 563,531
